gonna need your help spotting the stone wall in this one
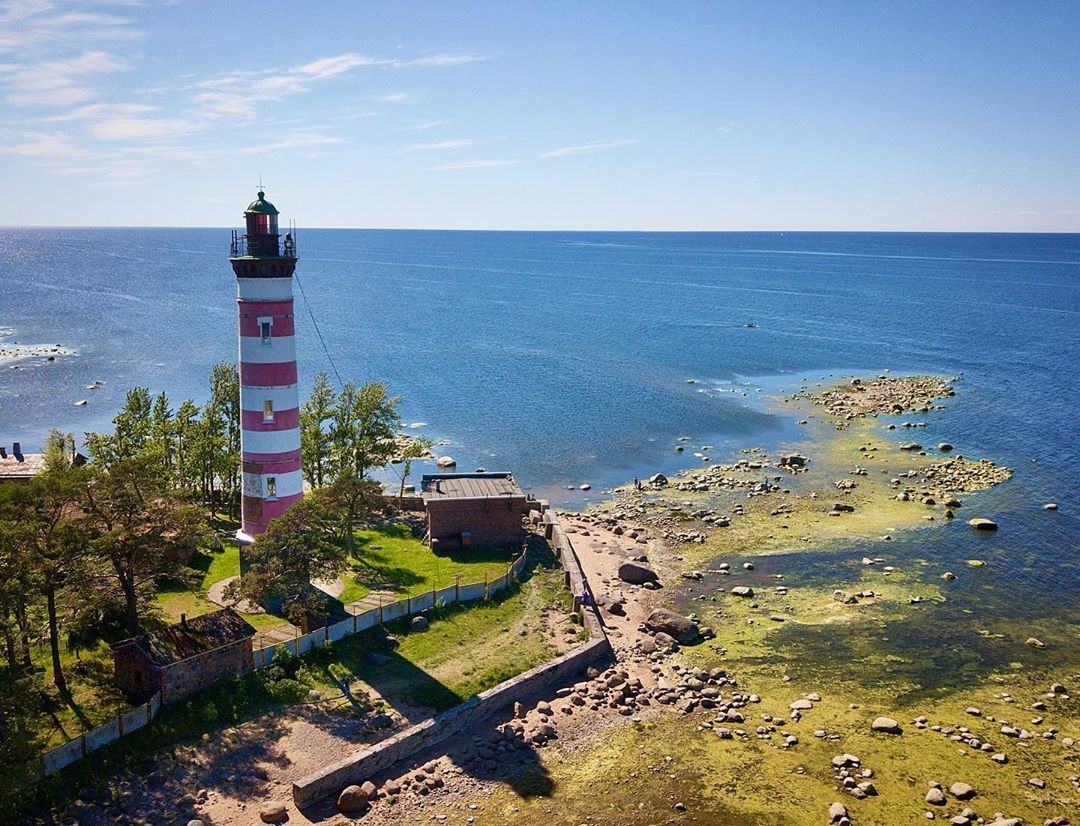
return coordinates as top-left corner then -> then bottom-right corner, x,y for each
161,638 -> 254,704
292,514 -> 613,807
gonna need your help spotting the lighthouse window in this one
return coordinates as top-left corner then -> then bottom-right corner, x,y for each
266,477 -> 277,499
263,400 -> 274,422
260,320 -> 272,343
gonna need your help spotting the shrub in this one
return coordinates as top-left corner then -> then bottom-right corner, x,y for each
265,678 -> 308,703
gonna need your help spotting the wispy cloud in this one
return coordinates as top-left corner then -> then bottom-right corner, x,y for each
433,159 -> 518,170
538,138 -> 640,159
375,92 -> 413,104
405,120 -> 449,131
535,137 -> 635,157
406,139 -> 473,151
0,49 -> 128,106
240,132 -> 345,154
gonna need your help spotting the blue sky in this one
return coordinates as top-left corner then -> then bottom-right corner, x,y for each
1,1 -> 1078,230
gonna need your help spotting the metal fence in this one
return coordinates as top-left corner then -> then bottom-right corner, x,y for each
37,552 -> 529,779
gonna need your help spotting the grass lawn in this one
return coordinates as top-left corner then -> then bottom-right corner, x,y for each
338,524 -> 517,605
309,548 -> 574,711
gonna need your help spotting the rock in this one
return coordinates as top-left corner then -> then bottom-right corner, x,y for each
618,561 -> 659,584
730,586 -> 754,598
1044,502 -> 1058,510
790,699 -> 813,711
653,631 -> 679,651
900,442 -> 922,451
938,443 -> 953,451
580,483 -> 591,491
259,802 -> 288,823
187,821 -> 205,826
829,802 -> 848,822
337,785 -> 371,812
991,753 -> 1008,764
1026,637 -> 1046,649
74,399 -> 88,406
649,473 -> 669,487
1028,777 -> 1046,789
436,456 -> 456,468
968,518 -> 998,531
778,453 -> 809,469
411,615 -> 430,632
948,782 -> 976,800
645,609 -> 700,644
965,707 -> 981,716
872,716 -> 902,734
926,787 -> 946,805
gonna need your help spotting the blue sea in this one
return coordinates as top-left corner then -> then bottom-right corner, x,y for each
2,228 -> 1079,683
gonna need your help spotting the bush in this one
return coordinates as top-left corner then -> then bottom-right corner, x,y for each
265,678 -> 308,703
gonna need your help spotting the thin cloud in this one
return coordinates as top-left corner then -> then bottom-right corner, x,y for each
538,138 -> 640,159
433,159 -> 518,170
405,120 -> 449,130
0,49 -> 128,107
406,139 -> 473,151
375,92 -> 413,104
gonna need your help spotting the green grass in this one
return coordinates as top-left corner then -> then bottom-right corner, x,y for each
309,557 -> 567,710
339,524 -> 516,605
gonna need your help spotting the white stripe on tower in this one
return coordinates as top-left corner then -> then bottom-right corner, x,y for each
237,275 -> 302,541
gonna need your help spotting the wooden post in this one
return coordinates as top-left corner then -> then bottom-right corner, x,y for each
454,574 -> 461,603
80,731 -> 87,757
145,699 -> 152,724
483,572 -> 489,600
379,595 -> 384,625
325,618 -> 330,643
353,612 -> 357,633
432,584 -> 436,607
406,595 -> 411,615
117,712 -> 124,736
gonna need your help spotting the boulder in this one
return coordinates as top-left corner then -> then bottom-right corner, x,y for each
619,561 -> 659,584
730,586 -> 754,598
259,802 -> 288,823
337,784 -> 371,813
778,453 -> 809,469
436,456 -> 456,468
871,716 -> 901,734
411,615 -> 430,632
968,518 -> 998,531
926,787 -> 946,805
645,609 -> 700,644
948,782 -> 976,800
649,473 -> 669,487
828,802 -> 848,822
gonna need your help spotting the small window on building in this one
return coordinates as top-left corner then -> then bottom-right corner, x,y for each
263,399 -> 274,422
260,320 -> 272,344
266,477 -> 277,499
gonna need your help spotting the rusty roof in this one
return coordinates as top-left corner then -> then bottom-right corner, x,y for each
0,452 -> 45,478
421,472 -> 524,501
115,608 -> 256,667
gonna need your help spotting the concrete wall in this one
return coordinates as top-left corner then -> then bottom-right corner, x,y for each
293,637 -> 610,806
292,515 -> 613,807
42,694 -> 160,778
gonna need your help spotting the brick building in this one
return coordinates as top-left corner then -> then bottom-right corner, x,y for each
112,608 -> 256,703
421,473 -> 531,551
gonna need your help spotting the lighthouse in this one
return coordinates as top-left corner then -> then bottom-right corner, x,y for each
230,190 -> 303,546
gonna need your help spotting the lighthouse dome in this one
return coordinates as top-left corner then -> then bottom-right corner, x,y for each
245,190 -> 279,216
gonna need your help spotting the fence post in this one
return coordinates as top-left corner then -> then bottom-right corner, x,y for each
353,612 -> 357,633
117,712 -> 124,736
379,595 -> 383,625
454,574 -> 461,603
325,618 -> 330,644
484,572 -> 489,600
80,731 -> 87,757
145,699 -> 152,725
406,594 -> 411,615
432,584 -> 436,607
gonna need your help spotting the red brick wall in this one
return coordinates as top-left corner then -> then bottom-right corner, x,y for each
113,644 -> 163,698
427,500 -> 526,549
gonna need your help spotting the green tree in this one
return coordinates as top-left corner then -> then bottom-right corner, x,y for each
174,398 -> 200,492
42,428 -> 76,472
396,435 -> 434,501
149,391 -> 175,472
300,371 -> 335,489
227,498 -> 345,626
85,386 -> 153,467
0,468 -> 89,693
81,455 -> 206,635
313,473 -> 382,548
330,380 -> 401,480
208,363 -> 241,517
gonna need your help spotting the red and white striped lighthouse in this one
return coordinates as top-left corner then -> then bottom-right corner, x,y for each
229,190 -> 303,545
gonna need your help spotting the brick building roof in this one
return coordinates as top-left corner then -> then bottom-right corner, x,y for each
421,473 -> 525,502
116,608 -> 256,666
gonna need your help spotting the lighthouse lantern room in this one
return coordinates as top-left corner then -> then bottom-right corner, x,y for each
229,190 -> 303,550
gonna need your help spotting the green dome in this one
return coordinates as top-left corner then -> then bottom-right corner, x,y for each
245,190 -> 279,215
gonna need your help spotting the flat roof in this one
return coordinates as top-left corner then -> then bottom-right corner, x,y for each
421,472 -> 525,502
0,452 -> 45,478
